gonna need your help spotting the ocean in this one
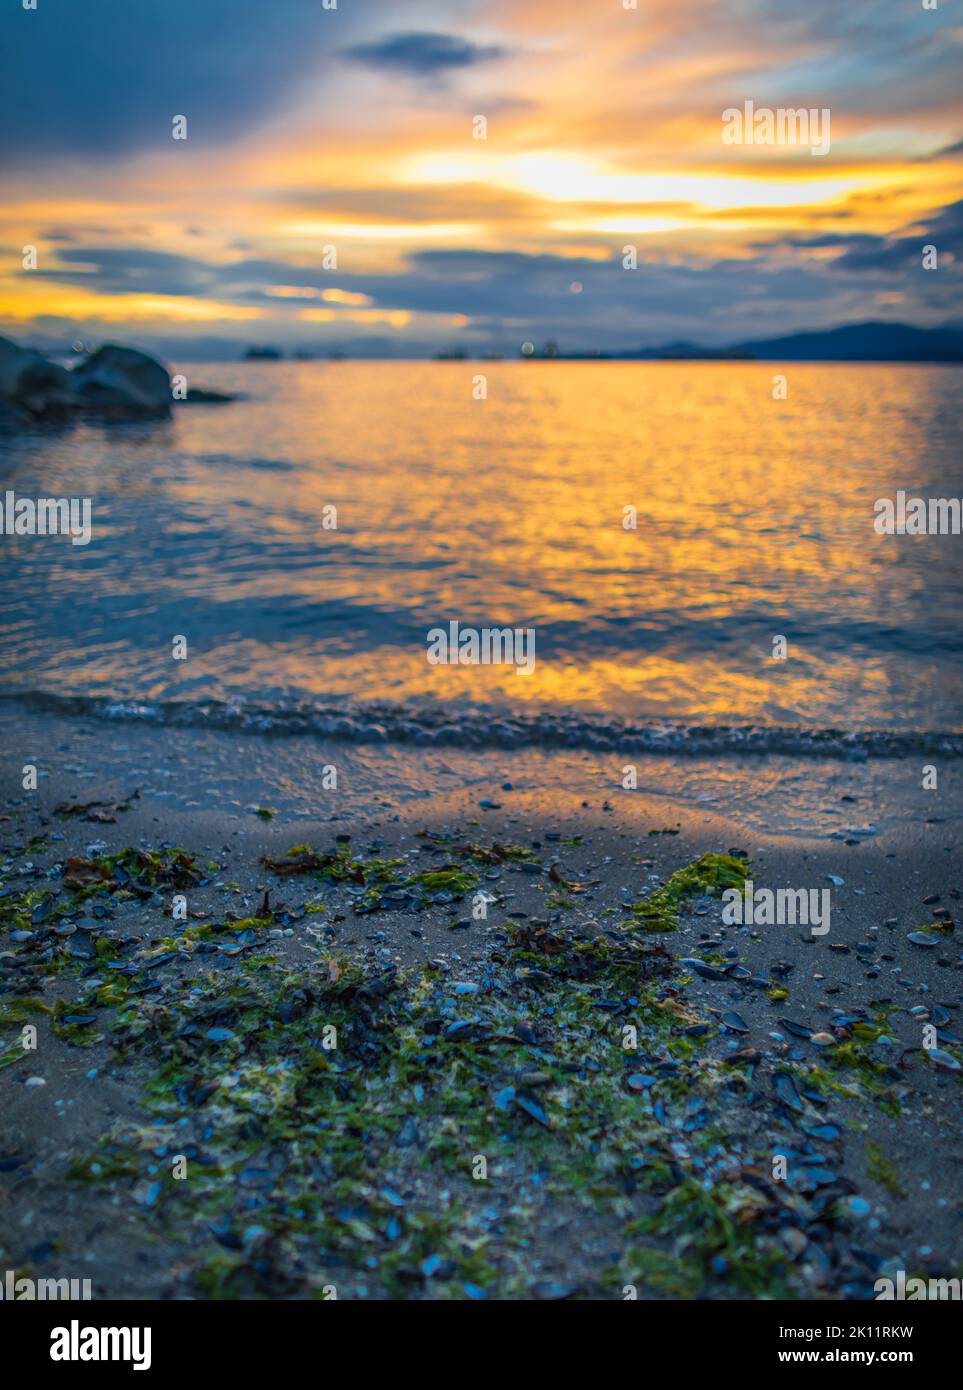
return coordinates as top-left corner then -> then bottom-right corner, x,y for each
1,359 -> 961,756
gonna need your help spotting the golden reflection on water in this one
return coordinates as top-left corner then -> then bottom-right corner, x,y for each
2,361 -> 961,725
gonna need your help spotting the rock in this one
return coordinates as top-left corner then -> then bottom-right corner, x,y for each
69,343 -> 171,416
183,386 -> 236,404
0,336 -> 231,427
0,396 -> 31,430
0,336 -> 72,418
0,337 -> 170,421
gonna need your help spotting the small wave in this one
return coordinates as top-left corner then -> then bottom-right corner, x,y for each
2,690 -> 962,759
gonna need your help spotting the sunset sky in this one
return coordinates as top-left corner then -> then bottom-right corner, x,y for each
2,0 -> 962,357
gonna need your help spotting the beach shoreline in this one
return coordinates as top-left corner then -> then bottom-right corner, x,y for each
1,707 -> 960,1299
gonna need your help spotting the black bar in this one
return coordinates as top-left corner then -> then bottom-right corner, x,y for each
4,1298 -> 957,1374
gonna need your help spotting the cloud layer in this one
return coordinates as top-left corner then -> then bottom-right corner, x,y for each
1,0 -> 961,354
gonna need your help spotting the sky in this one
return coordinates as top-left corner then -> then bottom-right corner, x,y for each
1,0 -> 962,358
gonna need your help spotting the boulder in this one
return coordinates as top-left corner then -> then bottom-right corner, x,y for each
69,343 -> 171,416
0,335 -> 72,417
0,396 -> 31,431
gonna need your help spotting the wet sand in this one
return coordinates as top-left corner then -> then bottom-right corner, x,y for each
1,708 -> 961,1299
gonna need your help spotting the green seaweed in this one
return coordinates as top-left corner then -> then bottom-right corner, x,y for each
624,852 -> 750,933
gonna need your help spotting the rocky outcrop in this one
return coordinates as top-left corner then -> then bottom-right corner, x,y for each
0,396 -> 31,430
0,336 -> 73,420
68,343 -> 172,417
0,337 -> 237,425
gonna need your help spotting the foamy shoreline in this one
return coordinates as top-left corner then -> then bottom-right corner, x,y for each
4,691 -> 963,760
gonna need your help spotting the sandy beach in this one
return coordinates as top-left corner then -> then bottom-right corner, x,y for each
2,705 -> 960,1300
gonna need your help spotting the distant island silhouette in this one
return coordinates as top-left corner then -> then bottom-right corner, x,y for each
488,322 -> 963,363
14,321 -> 963,367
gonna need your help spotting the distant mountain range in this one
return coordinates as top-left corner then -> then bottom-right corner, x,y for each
615,321 -> 963,363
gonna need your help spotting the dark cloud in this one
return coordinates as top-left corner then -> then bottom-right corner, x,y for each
771,234 -> 880,250
26,242 -> 839,339
35,247 -> 215,297
25,226 -> 963,354
0,0 -> 342,165
760,200 -> 963,275
834,241 -> 930,274
343,32 -> 506,77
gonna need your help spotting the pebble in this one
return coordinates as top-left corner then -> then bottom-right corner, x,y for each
926,1048 -> 961,1072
